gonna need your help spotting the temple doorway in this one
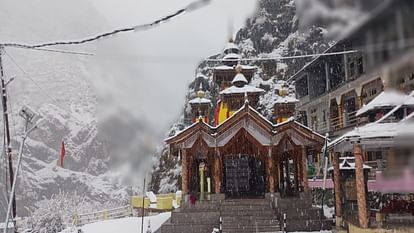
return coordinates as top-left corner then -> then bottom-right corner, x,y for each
223,155 -> 265,198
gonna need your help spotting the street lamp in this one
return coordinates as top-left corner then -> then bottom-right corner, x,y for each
3,105 -> 43,233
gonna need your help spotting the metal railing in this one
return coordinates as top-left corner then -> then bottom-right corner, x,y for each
73,205 -> 132,226
329,110 -> 359,131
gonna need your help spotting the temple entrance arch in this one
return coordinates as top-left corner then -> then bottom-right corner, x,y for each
223,154 -> 265,198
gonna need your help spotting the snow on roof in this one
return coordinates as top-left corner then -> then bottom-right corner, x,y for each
231,73 -> 248,84
224,42 -> 240,52
189,95 -> 210,105
220,85 -> 265,95
274,95 -> 299,104
328,122 -> 399,149
356,90 -> 414,116
188,97 -> 211,104
223,53 -> 241,60
213,64 -> 256,70
196,73 -> 208,80
328,157 -> 371,171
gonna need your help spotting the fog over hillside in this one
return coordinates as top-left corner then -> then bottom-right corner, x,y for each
0,0 -> 258,218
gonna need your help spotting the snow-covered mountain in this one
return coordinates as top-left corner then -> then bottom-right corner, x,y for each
150,0 -> 331,193
0,0 -> 158,220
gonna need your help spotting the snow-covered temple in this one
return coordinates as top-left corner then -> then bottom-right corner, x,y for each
166,101 -> 326,197
166,42 -> 326,198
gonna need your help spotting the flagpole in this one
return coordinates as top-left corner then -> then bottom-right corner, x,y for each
141,175 -> 146,233
320,133 -> 329,231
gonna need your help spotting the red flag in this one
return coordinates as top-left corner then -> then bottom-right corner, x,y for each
60,141 -> 65,168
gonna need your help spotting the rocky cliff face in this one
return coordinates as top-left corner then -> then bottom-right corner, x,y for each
150,0 -> 331,193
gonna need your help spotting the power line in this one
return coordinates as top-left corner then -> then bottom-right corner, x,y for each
204,50 -> 360,62
18,47 -> 94,56
0,0 -> 210,50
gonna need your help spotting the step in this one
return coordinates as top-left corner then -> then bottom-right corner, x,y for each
284,219 -> 332,232
223,219 -> 279,228
222,215 -> 277,222
159,222 -> 217,233
171,211 -> 219,224
222,225 -> 281,233
277,208 -> 322,219
220,205 -> 273,211
221,209 -> 275,217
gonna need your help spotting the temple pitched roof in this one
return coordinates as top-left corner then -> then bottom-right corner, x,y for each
231,73 -> 248,85
165,103 -> 326,150
220,85 -> 265,95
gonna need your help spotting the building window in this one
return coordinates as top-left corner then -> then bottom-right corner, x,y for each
296,75 -> 309,98
299,111 -> 308,126
349,61 -> 355,77
357,57 -> 364,75
322,110 -> 327,123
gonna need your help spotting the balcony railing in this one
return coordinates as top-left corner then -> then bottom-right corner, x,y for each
329,110 -> 359,132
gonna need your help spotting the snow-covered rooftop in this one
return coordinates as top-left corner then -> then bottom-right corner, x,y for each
213,64 -> 256,70
223,53 -> 242,60
224,42 -> 240,52
220,85 -> 265,95
356,90 -> 414,116
195,73 -> 208,80
231,73 -> 248,85
328,122 -> 399,149
189,97 -> 211,104
274,95 -> 299,104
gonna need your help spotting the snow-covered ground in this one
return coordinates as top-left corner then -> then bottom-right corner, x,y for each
61,212 -> 171,233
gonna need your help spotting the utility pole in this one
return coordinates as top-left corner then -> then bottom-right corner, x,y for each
141,176 -> 146,233
0,46 -> 17,233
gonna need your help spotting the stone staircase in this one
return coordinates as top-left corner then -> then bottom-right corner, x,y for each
157,193 -> 332,233
221,198 -> 280,233
273,193 -> 332,232
157,199 -> 221,233
157,195 -> 280,233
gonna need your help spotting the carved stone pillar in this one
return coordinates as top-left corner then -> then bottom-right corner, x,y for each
354,144 -> 368,228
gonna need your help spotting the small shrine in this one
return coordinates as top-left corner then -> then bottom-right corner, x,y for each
215,65 -> 265,125
273,82 -> 298,123
212,40 -> 256,91
189,87 -> 211,124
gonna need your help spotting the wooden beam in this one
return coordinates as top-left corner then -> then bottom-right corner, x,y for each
333,151 -> 343,226
181,149 -> 189,195
267,147 -> 275,193
214,155 -> 221,194
354,144 -> 369,228
301,146 -> 309,193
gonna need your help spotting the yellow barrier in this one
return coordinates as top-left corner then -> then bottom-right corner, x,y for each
156,197 -> 173,210
176,196 -> 182,206
156,193 -> 175,199
131,196 -> 150,208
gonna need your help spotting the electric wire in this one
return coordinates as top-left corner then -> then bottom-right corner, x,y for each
0,0 -> 210,49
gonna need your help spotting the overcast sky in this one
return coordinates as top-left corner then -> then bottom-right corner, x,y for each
0,0 -> 258,135
88,0 -> 258,131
